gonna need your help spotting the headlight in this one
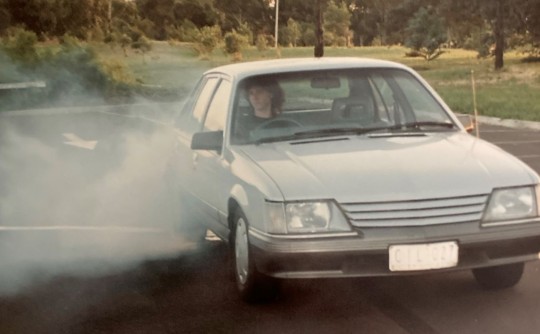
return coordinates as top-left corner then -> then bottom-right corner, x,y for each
265,200 -> 351,234
483,186 -> 538,222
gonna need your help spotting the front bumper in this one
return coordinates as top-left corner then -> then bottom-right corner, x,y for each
249,219 -> 540,278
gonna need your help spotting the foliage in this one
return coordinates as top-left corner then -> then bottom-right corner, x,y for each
282,18 -> 301,47
463,25 -> 494,58
178,20 -> 201,42
195,25 -> 222,57
404,7 -> 447,61
1,27 -> 39,65
1,0 -> 540,69
324,1 -> 351,47
256,34 -> 268,51
0,36 -> 137,110
223,30 -> 248,59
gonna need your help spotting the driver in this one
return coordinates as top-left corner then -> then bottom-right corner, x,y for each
246,77 -> 284,120
234,77 -> 285,141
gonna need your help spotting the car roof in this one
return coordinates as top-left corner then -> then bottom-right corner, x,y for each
204,57 -> 410,80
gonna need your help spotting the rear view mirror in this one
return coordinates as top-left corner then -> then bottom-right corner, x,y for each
311,76 -> 341,89
191,131 -> 223,152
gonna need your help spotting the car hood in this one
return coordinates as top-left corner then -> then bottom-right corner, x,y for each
238,132 -> 538,202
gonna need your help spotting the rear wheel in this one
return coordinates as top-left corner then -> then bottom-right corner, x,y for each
232,210 -> 279,303
472,262 -> 524,290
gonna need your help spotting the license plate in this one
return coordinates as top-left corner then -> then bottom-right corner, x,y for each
389,241 -> 458,271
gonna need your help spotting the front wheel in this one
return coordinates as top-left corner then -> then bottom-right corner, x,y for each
472,262 -> 524,290
232,210 -> 279,303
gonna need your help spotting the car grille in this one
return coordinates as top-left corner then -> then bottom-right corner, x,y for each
340,194 -> 489,228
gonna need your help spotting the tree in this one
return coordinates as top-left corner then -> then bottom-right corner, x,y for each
283,18 -> 301,47
510,0 -> 540,57
0,0 -> 11,34
213,0 -> 273,39
173,0 -> 218,28
324,1 -> 351,46
438,0 -> 483,47
349,0 -> 405,46
474,0 -> 514,69
135,0 -> 175,40
404,6 -> 447,60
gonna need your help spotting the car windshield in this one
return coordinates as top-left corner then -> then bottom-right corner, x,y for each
231,68 -> 456,144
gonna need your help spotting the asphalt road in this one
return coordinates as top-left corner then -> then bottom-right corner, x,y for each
1,110 -> 540,334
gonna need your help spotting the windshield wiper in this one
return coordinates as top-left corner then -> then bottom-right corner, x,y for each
253,122 -> 455,144
293,126 -> 392,137
391,121 -> 456,131
254,126 -> 405,144
252,127 -> 370,144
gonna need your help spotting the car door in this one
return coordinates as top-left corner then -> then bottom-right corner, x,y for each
191,78 -> 233,237
171,75 -> 221,227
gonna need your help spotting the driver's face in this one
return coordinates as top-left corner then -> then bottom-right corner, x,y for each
248,85 -> 272,117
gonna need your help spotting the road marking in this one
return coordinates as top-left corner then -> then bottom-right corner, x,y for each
0,81 -> 46,90
518,155 -> 540,159
492,140 -> 540,145
62,133 -> 98,150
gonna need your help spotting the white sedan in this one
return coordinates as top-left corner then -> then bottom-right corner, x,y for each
166,57 -> 540,302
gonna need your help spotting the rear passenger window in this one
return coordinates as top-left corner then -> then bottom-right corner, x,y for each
176,77 -> 219,134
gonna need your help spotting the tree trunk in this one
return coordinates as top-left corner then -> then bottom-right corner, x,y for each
494,0 -> 505,70
314,0 -> 324,58
107,0 -> 112,34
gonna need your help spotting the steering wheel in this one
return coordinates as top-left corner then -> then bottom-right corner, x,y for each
253,118 -> 303,131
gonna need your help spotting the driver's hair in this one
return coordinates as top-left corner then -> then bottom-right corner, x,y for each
244,76 -> 284,117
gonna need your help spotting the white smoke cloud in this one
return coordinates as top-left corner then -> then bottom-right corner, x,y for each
0,104 -> 198,295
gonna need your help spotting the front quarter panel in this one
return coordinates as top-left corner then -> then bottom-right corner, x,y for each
223,148 -> 284,233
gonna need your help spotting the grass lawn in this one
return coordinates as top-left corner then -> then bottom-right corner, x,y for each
97,42 -> 540,122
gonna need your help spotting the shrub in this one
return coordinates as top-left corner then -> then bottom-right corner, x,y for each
179,20 -> 200,42
132,36 -> 152,63
1,27 -> 39,65
1,38 -> 137,109
195,25 -> 221,57
223,30 -> 248,59
256,34 -> 268,51
300,25 -> 316,46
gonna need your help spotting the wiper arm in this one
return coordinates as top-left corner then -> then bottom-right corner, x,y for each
253,127 -> 384,144
391,121 -> 455,131
293,126 -> 391,137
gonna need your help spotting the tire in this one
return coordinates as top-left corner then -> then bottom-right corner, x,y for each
472,262 -> 524,290
231,209 -> 279,303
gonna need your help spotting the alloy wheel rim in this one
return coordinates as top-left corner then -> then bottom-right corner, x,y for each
235,217 -> 249,285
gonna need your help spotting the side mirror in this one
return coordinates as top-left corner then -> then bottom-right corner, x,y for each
191,131 -> 223,151
455,114 -> 475,133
